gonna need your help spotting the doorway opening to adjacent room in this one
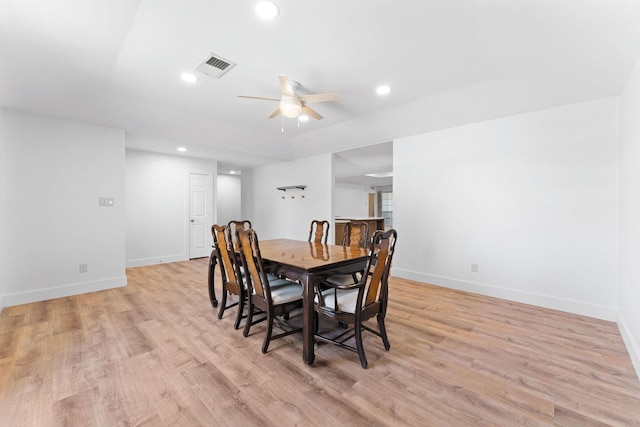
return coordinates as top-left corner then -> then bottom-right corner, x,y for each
333,141 -> 393,236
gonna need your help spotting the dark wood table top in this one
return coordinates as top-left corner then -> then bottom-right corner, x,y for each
258,239 -> 369,272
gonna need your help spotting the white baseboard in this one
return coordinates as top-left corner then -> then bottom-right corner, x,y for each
126,254 -> 187,268
393,269 -> 618,322
2,276 -> 127,307
618,314 -> 640,381
0,295 -> 4,314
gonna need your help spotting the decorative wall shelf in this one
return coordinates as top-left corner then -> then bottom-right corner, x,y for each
277,185 -> 306,191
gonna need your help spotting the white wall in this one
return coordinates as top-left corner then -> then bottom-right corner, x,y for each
125,149 -> 217,267
619,55 -> 640,378
216,174 -> 242,225
241,169 -> 254,222
1,110 -> 127,306
0,112 -> 5,311
394,97 -> 619,321
334,182 -> 371,218
246,154 -> 332,241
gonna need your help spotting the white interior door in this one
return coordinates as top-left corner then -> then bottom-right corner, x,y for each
189,173 -> 213,259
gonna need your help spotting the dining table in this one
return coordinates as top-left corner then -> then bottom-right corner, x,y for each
208,238 -> 369,365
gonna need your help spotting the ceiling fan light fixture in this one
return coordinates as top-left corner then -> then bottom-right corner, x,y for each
255,1 -> 279,20
280,96 -> 302,118
238,74 -> 338,121
298,114 -> 309,122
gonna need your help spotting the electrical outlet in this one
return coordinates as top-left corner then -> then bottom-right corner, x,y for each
471,263 -> 479,273
79,263 -> 88,273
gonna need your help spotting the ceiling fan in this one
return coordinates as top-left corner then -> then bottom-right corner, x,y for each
238,75 -> 340,120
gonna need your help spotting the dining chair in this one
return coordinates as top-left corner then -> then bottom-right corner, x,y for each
206,220 -> 251,313
308,219 -> 330,244
228,219 -> 282,276
236,228 -> 303,353
324,220 -> 371,287
341,221 -> 370,248
314,229 -> 397,368
212,224 -> 246,329
227,219 -> 255,271
228,219 -> 252,240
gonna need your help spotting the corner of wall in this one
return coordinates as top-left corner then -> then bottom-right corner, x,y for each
618,49 -> 640,382
618,312 -> 640,381
0,109 -> 5,313
241,168 -> 255,221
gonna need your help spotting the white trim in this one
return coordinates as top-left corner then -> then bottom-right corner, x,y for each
126,254 -> 189,268
618,314 -> 640,381
393,268 -> 618,322
2,276 -> 127,307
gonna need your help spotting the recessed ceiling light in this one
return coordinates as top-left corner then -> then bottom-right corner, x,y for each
376,85 -> 391,96
181,73 -> 198,83
177,147 -> 187,152
298,114 -> 309,122
365,172 -> 393,178
255,1 -> 279,19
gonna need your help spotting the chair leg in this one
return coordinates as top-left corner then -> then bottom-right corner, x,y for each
217,288 -> 228,320
313,312 -> 319,334
354,323 -> 368,369
208,253 -> 218,308
377,312 -> 390,350
243,301 -> 254,337
233,294 -> 244,330
262,312 -> 274,354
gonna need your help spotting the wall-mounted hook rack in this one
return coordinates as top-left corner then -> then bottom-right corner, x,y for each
276,185 -> 306,191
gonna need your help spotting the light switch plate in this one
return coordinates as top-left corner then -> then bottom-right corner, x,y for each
99,197 -> 115,207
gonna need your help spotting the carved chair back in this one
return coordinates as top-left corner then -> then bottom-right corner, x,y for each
308,219 -> 330,244
342,221 -> 370,249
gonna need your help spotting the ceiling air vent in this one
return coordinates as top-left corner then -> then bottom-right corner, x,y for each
195,53 -> 236,79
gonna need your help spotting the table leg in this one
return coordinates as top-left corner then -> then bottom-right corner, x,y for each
208,249 -> 218,308
302,273 -> 315,365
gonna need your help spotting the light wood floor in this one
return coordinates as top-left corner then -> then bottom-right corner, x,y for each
1,259 -> 639,426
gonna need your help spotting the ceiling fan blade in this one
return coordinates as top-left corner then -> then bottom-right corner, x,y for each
278,75 -> 295,97
299,93 -> 340,104
237,95 -> 281,101
302,105 -> 323,120
267,106 -> 281,119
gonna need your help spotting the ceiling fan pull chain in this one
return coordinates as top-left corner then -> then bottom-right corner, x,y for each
281,115 -> 284,133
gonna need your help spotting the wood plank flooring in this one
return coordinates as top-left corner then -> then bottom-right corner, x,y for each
1,258 -> 639,426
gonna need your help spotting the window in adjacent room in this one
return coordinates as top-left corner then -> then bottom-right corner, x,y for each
379,191 -> 393,229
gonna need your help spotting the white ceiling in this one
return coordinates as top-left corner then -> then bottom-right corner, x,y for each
2,0 -> 640,174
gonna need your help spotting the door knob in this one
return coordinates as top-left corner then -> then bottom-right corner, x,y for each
190,219 -> 195,222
